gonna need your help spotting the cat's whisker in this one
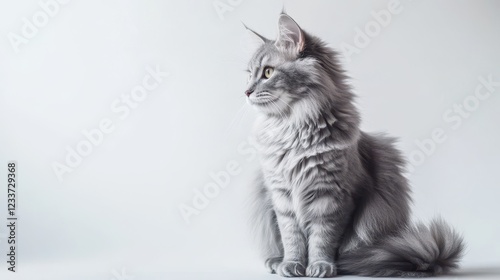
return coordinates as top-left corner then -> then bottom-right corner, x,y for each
269,99 -> 286,120
265,92 -> 294,111
273,96 -> 294,112
224,101 -> 250,137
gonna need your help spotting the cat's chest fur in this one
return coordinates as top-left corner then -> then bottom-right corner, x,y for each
254,113 -> 349,191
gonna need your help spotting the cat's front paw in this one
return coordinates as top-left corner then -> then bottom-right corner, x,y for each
276,260 -> 306,277
265,257 -> 282,274
306,261 -> 337,278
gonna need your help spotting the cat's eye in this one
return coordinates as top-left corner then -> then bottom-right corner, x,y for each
263,67 -> 274,79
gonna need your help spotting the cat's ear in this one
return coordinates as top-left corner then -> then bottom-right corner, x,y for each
242,22 -> 269,45
275,13 -> 305,54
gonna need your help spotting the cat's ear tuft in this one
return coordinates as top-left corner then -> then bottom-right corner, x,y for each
242,22 -> 269,45
281,5 -> 287,15
275,14 -> 305,54
240,22 -> 269,57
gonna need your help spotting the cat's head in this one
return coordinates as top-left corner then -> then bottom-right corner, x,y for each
244,13 -> 349,121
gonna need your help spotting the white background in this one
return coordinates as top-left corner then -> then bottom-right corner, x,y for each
0,0 -> 499,279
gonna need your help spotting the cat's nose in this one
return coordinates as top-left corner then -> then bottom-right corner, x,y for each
245,89 -> 254,97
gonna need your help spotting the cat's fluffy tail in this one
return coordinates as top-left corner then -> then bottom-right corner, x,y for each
338,218 -> 465,277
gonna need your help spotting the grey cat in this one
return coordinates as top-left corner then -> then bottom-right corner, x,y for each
245,13 -> 464,278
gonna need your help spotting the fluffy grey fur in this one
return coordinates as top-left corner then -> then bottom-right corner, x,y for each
245,13 -> 464,278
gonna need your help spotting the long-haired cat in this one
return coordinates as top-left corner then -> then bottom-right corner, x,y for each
245,13 -> 464,278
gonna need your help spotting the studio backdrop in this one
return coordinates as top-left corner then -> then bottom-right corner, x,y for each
0,0 -> 499,279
